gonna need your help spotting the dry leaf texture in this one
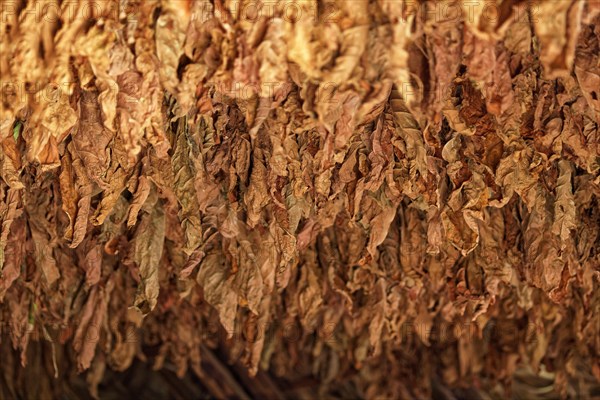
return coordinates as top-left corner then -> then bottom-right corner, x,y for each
1,0 -> 599,398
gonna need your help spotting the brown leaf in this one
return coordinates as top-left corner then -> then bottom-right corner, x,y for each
132,200 -> 166,314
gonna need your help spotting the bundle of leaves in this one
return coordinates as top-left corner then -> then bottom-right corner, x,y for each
1,0 -> 599,398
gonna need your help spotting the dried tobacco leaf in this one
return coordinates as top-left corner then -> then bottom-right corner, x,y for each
132,195 -> 166,315
0,1 -> 599,399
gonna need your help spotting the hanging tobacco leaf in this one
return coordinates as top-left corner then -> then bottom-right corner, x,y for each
1,1 -> 599,399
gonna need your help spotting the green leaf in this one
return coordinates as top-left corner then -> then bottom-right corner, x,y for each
13,121 -> 22,141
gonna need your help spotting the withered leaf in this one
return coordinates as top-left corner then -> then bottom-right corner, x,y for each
1,1 -> 599,398
132,198 -> 166,314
